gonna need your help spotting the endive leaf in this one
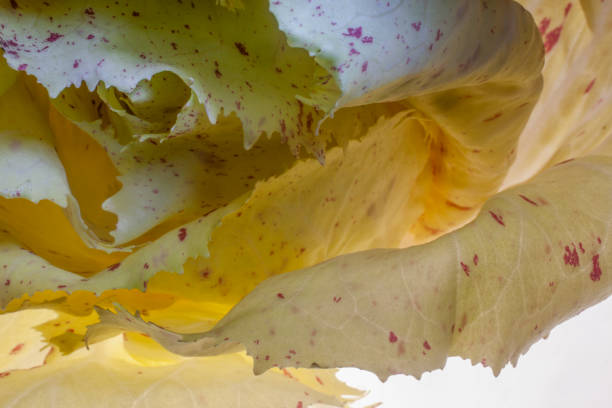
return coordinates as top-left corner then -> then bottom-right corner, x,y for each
0,309 -> 55,374
0,73 -> 128,272
272,0 -> 544,241
0,75 -> 70,205
89,156 -> 611,380
0,310 -> 359,408
0,0 -> 340,156
0,51 -> 17,97
52,105 -> 296,246
505,0 -> 612,185
0,198 -> 243,310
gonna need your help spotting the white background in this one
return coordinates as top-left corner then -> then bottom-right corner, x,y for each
337,295 -> 612,408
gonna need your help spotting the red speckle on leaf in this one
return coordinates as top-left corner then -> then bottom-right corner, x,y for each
333,296 -> 342,303
519,194 -> 538,206
178,228 -> 187,241
591,254 -> 602,281
411,21 -> 422,31
361,61 -> 368,72
132,11 -> 140,16
481,358 -> 487,367
473,254 -> 479,265
17,64 -> 27,71
445,200 -> 472,211
143,262 -> 149,269
73,60 -> 79,68
9,0 -> 18,9
214,69 -> 222,78
544,26 -> 563,53
483,112 -> 503,122
10,343 -> 24,355
4,279 -> 10,286
564,3 -> 572,16
343,26 -> 362,38
234,42 -> 249,56
389,331 -> 398,343
435,29 -> 443,41
563,245 -> 580,267
555,158 -> 575,166
46,32 -> 63,42
460,262 -> 470,277
585,79 -> 596,93
597,237 -> 602,244
297,402 -> 303,408
362,36 -> 373,43
277,293 -> 285,299
84,7 -> 94,16
57,285 -> 66,289
539,18 -> 551,34
489,211 -> 505,226
423,340 -> 431,350
579,242 -> 585,253
0,372 -> 10,378
87,34 -> 95,40
316,376 -> 324,385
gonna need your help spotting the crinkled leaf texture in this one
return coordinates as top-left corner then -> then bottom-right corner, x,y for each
505,0 -> 612,186
89,156 -> 612,380
0,0 -> 340,156
3,0 -> 609,405
0,310 -> 360,407
0,0 -> 544,342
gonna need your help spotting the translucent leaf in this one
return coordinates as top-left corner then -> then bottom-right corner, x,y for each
0,74 -> 127,273
0,309 -> 55,374
97,118 -> 296,246
0,310 -> 360,408
1,198 -> 242,310
89,156 -> 612,380
505,0 -> 612,186
48,104 -> 122,244
0,0 -> 340,156
0,51 -> 17,97
271,0 -> 544,240
0,75 -> 70,206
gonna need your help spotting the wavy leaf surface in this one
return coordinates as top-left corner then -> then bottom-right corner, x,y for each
0,310 -> 359,408
89,156 -> 612,380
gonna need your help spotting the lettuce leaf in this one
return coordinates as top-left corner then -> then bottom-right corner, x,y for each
505,0 -> 612,185
0,0 -> 340,156
88,156 -> 612,380
0,310 -> 359,407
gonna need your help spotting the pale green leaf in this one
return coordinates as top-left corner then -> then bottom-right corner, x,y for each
505,0 -> 612,186
0,0 -> 340,156
89,156 -> 612,380
0,197 -> 242,310
0,50 -> 17,97
0,310 -> 359,408
0,75 -> 70,205
272,0 -> 544,240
